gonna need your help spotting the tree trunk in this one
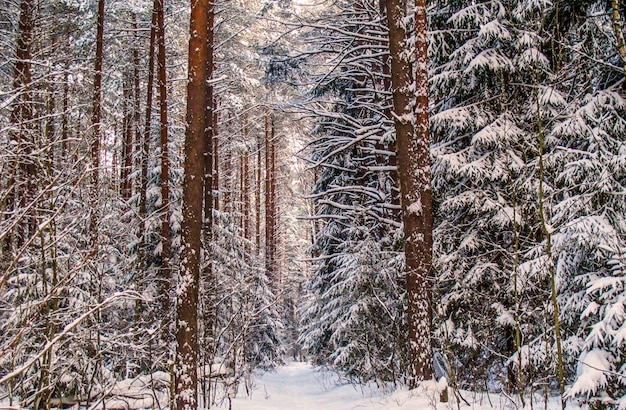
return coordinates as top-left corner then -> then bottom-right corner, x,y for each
132,13 -> 141,198
203,0 -> 214,236
270,121 -> 278,282
61,58 -> 69,160
90,0 -> 105,243
534,83 -> 565,408
201,0 -> 216,375
156,0 -> 171,315
121,78 -> 133,200
139,6 -> 157,272
213,108 -> 219,211
243,114 -> 250,242
223,136 -> 233,212
264,108 -> 275,284
611,0 -> 626,83
385,0 -> 433,385
176,0 -> 209,408
255,129 -> 262,252
378,0 -> 401,222
4,0 -> 34,253
239,154 -> 244,230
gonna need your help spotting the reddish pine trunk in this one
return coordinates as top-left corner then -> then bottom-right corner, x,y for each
238,156 -> 243,230
255,131 -> 262,252
212,108 -> 219,211
139,7 -> 157,271
61,58 -> 69,159
223,140 -> 232,211
264,108 -> 275,283
385,0 -> 433,385
203,0 -> 215,237
121,80 -> 133,200
378,0 -> 401,220
90,0 -> 105,241
156,0 -> 171,312
270,121 -> 278,281
176,0 -> 209,408
91,0 -> 104,184
202,0 -> 216,369
132,13 -> 141,198
4,0 -> 34,252
243,115 -> 250,242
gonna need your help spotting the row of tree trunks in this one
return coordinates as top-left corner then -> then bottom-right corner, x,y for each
211,105 -> 279,282
119,14 -> 143,201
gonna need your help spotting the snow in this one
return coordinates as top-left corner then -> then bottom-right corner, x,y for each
408,199 -> 423,215
227,362 -> 436,409
0,362 -> 569,410
223,362 -> 562,410
569,350 -> 612,398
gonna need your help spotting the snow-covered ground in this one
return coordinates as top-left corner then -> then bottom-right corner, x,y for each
0,362 -> 567,409
226,361 -> 562,410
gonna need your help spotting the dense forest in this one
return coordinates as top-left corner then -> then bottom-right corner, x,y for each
0,0 -> 625,409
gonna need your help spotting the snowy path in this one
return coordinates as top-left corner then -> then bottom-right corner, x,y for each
227,362 -> 447,410
229,362 -> 393,409
227,362 -> 565,410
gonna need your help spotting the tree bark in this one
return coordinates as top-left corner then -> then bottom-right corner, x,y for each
611,0 -> 626,84
203,0 -> 215,237
534,83 -> 565,408
90,0 -> 105,243
223,133 -> 233,212
385,0 -> 433,385
156,0 -> 171,315
61,56 -> 69,160
239,154 -> 244,230
4,0 -> 34,253
139,6 -> 157,273
212,107 -> 219,211
176,0 -> 209,408
121,78 -> 133,200
201,0 -> 216,368
378,0 -> 401,222
243,114 -> 250,242
132,13 -> 141,198
264,108 -> 276,284
255,128 -> 262,252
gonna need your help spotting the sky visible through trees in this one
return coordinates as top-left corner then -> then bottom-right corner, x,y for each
0,0 -> 625,409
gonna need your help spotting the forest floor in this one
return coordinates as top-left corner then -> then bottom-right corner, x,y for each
226,361 -> 564,410
0,362 -> 567,409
